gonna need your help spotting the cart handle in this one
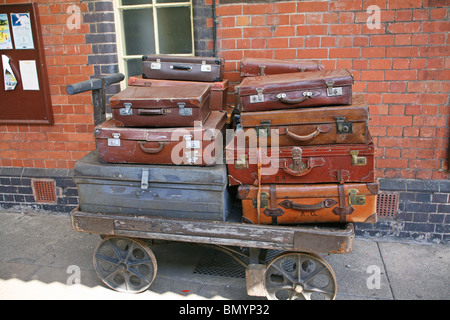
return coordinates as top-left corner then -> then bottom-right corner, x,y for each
66,73 -> 125,95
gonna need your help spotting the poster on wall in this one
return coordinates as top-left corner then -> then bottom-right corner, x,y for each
0,13 -> 13,49
0,3 -> 53,125
2,55 -> 18,90
11,12 -> 34,49
19,60 -> 40,90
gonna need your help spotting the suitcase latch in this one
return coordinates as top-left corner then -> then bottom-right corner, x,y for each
326,81 -> 343,97
235,154 -> 248,170
290,147 -> 307,172
150,59 -> 161,70
256,120 -> 271,137
258,65 -> 267,76
108,133 -> 121,147
120,103 -> 133,116
201,61 -> 212,72
250,88 -> 265,104
184,135 -> 201,149
252,192 -> 269,209
335,117 -> 353,134
141,169 -> 149,190
350,150 -> 367,166
349,189 -> 366,206
178,103 -> 193,116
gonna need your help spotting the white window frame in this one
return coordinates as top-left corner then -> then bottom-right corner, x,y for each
113,0 -> 195,87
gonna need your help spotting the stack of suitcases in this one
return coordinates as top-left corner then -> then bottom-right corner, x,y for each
226,58 -> 379,225
73,55 -> 378,227
73,55 -> 233,221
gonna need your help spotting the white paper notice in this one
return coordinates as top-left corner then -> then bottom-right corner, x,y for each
11,13 -> 34,50
2,55 -> 17,90
19,60 -> 40,90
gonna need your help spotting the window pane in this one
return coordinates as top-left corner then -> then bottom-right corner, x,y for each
157,7 -> 192,54
122,0 -> 152,5
127,59 -> 143,77
123,9 -> 156,56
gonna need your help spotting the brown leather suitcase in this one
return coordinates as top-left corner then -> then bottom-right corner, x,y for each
95,111 -> 227,166
236,69 -> 353,112
110,85 -> 211,128
128,76 -> 229,111
238,183 -> 378,225
226,140 -> 375,186
240,57 -> 324,78
239,94 -> 369,146
142,55 -> 225,82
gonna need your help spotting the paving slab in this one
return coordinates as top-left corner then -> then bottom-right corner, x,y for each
1,211 -> 449,300
378,242 -> 450,300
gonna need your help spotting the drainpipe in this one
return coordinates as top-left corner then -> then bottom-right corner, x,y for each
212,0 -> 218,57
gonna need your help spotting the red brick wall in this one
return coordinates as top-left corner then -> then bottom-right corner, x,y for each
0,0 -> 448,182
216,0 -> 450,180
0,0 -> 95,169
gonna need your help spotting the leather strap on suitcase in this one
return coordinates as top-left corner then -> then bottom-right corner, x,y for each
333,184 -> 355,223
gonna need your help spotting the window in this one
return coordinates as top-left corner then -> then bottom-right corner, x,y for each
113,0 -> 194,83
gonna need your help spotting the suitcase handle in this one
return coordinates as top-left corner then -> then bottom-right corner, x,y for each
276,92 -> 315,104
279,199 -> 338,211
282,159 -> 312,176
138,109 -> 170,116
138,141 -> 166,154
283,125 -> 331,141
171,65 -> 192,71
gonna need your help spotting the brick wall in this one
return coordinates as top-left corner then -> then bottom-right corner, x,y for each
0,0 -> 96,170
216,0 -> 450,181
0,0 -> 449,243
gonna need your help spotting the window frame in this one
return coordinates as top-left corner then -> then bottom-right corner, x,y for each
112,0 -> 195,87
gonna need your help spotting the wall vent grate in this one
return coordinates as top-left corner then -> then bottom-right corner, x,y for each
377,192 -> 399,220
32,179 -> 57,204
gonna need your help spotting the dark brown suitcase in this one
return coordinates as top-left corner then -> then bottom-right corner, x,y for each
95,111 -> 227,166
226,140 -> 375,186
238,183 -> 378,225
240,57 -> 324,78
239,94 -> 369,146
142,55 -> 225,82
236,69 -> 353,112
110,85 -> 211,128
128,76 -> 229,111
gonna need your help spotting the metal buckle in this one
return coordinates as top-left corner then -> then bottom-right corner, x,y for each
252,192 -> 269,209
108,133 -> 121,147
349,189 -> 366,206
250,88 -> 265,104
178,103 -> 193,116
120,103 -> 133,116
141,169 -> 149,190
326,81 -> 343,97
350,150 -> 367,166
234,154 -> 248,170
290,147 -> 307,172
335,117 -> 353,134
255,120 -> 271,137
201,61 -> 212,72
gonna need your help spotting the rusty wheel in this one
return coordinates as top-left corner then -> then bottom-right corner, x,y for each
93,237 -> 157,294
264,252 -> 337,300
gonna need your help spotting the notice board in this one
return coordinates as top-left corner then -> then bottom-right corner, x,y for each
0,3 -> 53,125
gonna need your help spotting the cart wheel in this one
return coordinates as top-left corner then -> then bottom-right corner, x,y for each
264,252 -> 337,300
93,237 -> 157,294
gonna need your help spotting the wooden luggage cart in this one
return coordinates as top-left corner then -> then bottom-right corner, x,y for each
71,208 -> 355,300
67,74 -> 355,300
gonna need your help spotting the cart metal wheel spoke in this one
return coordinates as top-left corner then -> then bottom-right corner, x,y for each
93,237 -> 157,294
264,252 -> 337,300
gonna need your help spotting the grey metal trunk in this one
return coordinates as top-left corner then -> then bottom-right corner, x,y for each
74,151 -> 231,221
